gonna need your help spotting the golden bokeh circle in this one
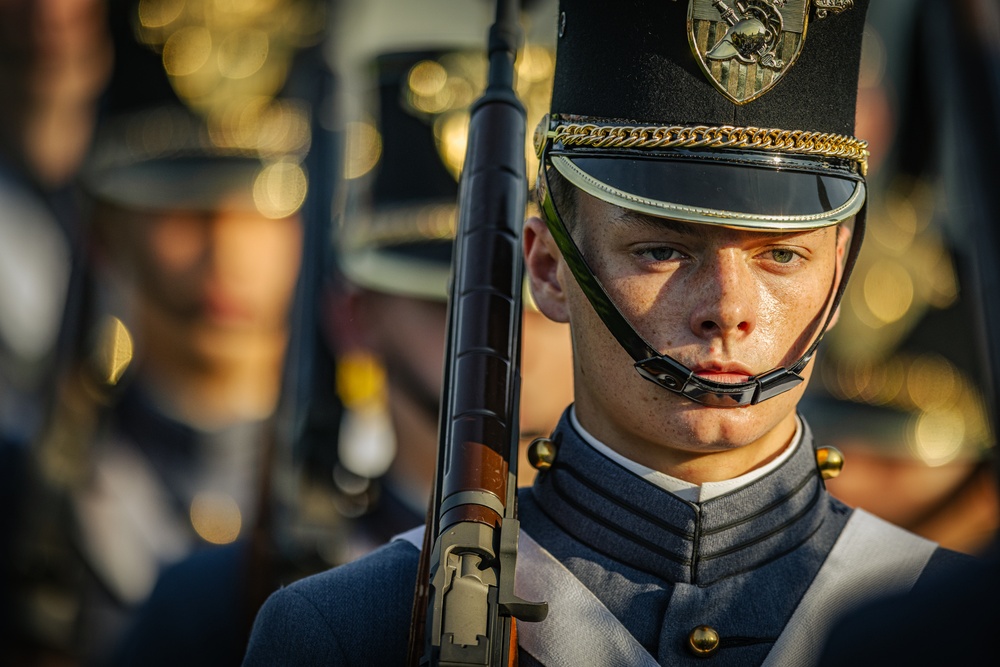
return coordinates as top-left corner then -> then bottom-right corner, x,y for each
253,161 -> 307,219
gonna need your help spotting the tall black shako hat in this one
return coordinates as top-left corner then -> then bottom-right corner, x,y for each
83,0 -> 328,218
339,50 -> 467,302
535,0 -> 871,408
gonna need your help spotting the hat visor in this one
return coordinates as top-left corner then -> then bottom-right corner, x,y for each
86,157 -> 263,213
340,242 -> 453,302
551,153 -> 865,230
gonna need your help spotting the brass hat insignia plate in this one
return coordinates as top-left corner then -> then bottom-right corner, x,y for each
688,0 -> 853,105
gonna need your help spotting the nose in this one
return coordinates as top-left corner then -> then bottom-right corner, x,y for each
688,250 -> 756,341
206,212 -> 257,280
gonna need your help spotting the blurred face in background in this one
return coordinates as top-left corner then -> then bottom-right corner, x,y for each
0,0 -> 112,185
0,0 -> 109,92
96,197 -> 304,369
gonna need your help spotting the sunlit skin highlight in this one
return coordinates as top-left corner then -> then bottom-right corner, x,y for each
524,191 -> 850,484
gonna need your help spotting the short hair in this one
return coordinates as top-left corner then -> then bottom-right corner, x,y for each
541,167 -> 577,232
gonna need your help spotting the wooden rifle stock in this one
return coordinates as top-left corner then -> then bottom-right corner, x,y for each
407,1 -> 547,665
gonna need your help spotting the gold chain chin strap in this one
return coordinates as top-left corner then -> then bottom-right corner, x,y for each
550,122 -> 869,175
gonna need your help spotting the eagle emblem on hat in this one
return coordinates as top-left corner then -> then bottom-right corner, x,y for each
688,0 -> 854,104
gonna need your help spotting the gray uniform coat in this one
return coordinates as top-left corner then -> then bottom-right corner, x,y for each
242,412 -> 968,666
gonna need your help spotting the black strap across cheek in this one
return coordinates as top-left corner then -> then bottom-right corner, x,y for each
536,160 -> 867,407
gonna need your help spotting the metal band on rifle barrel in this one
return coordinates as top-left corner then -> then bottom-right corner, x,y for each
439,490 -> 507,519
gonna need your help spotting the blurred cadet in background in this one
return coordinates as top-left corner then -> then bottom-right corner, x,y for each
108,7 -> 565,664
805,302 -> 997,555
818,0 -> 1000,663
0,0 -> 112,483
0,0 -> 112,422
801,0 -> 997,555
0,0 -> 113,658
0,0 -> 111,447
330,46 -> 572,559
0,0 -> 111,191
4,0 -> 340,664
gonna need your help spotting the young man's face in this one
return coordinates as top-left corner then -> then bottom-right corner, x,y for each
99,199 -> 304,364
525,189 -> 850,468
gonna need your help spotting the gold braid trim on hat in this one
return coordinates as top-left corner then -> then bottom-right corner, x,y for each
544,122 -> 869,175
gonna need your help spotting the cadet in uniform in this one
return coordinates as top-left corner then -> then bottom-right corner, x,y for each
6,1 -> 337,664
817,0 -> 1000,663
243,1 -> 971,665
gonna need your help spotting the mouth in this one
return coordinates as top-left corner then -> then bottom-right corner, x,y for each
691,364 -> 754,385
201,291 -> 254,325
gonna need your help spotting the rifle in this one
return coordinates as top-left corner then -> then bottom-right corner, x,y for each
408,1 -> 547,664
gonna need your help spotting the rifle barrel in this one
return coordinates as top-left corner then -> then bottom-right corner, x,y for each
408,1 -> 547,665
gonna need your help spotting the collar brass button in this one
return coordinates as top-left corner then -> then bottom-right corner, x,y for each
688,625 -> 720,657
527,437 -> 557,470
816,446 -> 845,480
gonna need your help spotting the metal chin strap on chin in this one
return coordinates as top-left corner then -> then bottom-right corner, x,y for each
535,161 -> 867,408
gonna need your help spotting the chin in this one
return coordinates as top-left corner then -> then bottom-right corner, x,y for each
681,408 -> 774,451
647,393 -> 797,454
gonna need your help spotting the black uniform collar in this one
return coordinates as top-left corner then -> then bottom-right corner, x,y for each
529,410 -> 829,586
115,383 -> 201,459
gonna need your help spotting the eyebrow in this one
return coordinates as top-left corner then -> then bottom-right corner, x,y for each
611,209 -> 825,243
611,210 -> 699,236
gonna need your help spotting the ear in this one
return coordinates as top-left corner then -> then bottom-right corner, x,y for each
523,216 -> 570,323
828,224 -> 854,329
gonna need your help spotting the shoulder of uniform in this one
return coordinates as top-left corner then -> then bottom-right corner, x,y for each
278,539 -> 420,609
245,541 -> 419,664
915,545 -> 982,586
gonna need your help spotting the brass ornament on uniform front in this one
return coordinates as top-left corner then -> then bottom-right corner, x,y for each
688,625 -> 721,656
689,0 -> 836,105
814,0 -> 855,19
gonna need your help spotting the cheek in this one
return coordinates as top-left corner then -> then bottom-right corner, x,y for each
566,280 -> 645,398
603,270 -> 690,351
251,219 -> 303,294
222,217 -> 303,319
144,217 -> 206,280
758,268 -> 834,346
585,242 -> 677,335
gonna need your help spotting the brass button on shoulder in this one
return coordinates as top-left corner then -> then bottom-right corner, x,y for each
688,625 -> 720,657
527,437 -> 557,471
816,445 -> 845,480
